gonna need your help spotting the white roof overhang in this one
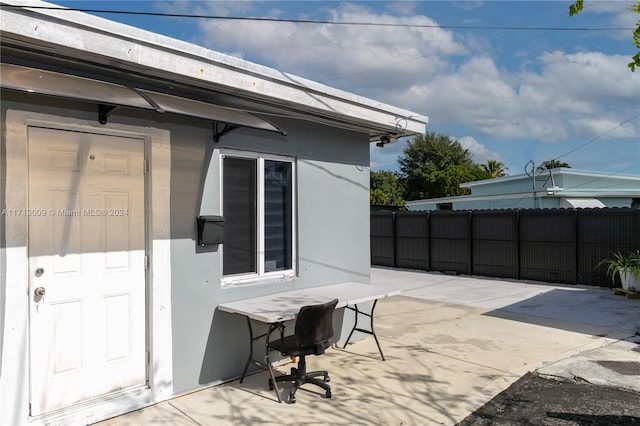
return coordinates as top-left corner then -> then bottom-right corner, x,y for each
0,1 -> 428,140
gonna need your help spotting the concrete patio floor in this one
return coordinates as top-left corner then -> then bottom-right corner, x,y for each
95,267 -> 640,426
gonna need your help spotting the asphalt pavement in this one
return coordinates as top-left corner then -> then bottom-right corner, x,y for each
458,370 -> 640,425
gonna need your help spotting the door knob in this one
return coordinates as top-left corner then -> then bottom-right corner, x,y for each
34,287 -> 46,297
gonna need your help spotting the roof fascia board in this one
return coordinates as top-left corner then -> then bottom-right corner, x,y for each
406,191 -> 539,206
555,168 -> 640,181
1,1 -> 428,136
406,188 -> 639,207
460,174 -> 530,188
556,190 -> 640,197
460,169 -> 640,189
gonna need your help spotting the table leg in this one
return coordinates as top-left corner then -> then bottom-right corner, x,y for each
265,324 -> 282,403
239,317 -> 283,402
342,299 -> 385,360
239,316 -> 254,383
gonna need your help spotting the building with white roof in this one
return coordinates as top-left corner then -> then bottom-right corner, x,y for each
407,168 -> 640,211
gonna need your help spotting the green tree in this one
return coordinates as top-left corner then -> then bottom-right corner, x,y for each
370,170 -> 405,206
398,132 -> 490,200
425,165 -> 492,198
537,159 -> 571,171
481,160 -> 509,178
570,0 -> 640,72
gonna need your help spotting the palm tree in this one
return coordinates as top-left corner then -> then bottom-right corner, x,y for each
481,160 -> 509,178
537,159 -> 571,171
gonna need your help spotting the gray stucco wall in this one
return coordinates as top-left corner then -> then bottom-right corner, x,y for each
168,116 -> 370,393
1,90 -> 371,396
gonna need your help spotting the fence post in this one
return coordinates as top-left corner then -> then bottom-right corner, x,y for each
636,208 -> 640,251
468,210 -> 473,276
573,208 -> 578,285
516,209 -> 521,280
392,211 -> 397,268
427,211 -> 432,271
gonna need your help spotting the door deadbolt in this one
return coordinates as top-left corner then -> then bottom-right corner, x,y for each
34,267 -> 44,277
34,287 -> 46,297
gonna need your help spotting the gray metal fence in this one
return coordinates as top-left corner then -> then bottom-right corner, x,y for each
371,208 -> 640,287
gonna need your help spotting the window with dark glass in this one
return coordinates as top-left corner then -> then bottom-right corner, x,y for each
264,160 -> 292,272
223,158 -> 257,276
222,155 -> 294,279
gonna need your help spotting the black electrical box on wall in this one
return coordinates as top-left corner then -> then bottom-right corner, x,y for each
197,215 -> 225,246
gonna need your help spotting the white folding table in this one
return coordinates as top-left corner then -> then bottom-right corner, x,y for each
217,282 -> 400,402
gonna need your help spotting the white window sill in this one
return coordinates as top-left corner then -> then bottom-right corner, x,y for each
222,270 -> 296,288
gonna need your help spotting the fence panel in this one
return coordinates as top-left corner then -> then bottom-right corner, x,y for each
577,208 -> 639,287
395,211 -> 430,270
370,207 -> 639,287
472,210 -> 519,279
519,209 -> 576,284
370,211 -> 395,267
430,211 -> 471,274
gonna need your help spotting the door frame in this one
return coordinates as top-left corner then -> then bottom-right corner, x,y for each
1,110 -> 173,426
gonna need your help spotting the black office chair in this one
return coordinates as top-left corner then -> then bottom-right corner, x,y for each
267,298 -> 338,403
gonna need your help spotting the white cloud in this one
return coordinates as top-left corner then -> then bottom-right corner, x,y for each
385,1 -> 419,16
393,50 -> 638,143
190,2 -> 466,96
163,1 -> 639,173
155,0 -> 255,17
453,2 -> 486,12
569,117 -> 639,139
535,51 -> 635,102
455,136 -> 501,164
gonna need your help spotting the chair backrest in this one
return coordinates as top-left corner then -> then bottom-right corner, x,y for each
294,298 -> 338,353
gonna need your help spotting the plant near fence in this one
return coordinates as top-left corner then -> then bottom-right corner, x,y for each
596,250 -> 640,291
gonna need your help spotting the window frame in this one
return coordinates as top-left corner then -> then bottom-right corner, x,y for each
219,149 -> 297,286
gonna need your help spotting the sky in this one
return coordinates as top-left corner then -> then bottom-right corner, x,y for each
52,0 -> 640,177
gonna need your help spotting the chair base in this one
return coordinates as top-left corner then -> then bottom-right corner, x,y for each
268,356 -> 331,403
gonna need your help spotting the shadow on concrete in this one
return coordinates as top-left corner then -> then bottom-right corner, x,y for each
482,288 -> 639,337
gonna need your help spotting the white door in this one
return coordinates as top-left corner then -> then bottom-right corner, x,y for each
28,127 -> 147,416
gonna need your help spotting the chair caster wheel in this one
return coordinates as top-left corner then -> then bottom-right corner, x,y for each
325,391 -> 332,399
268,378 -> 274,390
289,395 -> 296,404
324,375 -> 330,383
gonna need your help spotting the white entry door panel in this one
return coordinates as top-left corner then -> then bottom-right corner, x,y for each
28,127 -> 146,416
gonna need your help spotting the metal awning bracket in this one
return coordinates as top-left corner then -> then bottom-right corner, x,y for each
98,104 -> 118,125
213,122 -> 240,143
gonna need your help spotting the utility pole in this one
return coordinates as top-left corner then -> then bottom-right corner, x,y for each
525,160 -> 537,208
